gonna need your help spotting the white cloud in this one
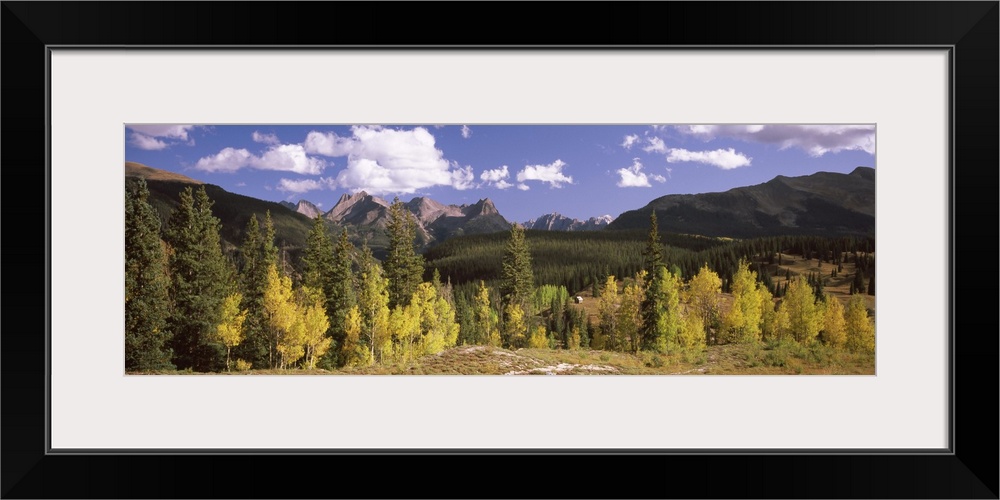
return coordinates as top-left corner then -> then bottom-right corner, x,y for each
643,136 -> 667,154
252,131 -> 280,145
666,147 -> 752,170
616,158 -> 666,188
194,147 -> 254,173
621,134 -> 640,149
236,182 -> 247,187
516,159 -> 573,188
277,177 -> 336,194
303,126 -> 466,194
451,165 -> 475,190
461,125 -> 472,139
480,165 -> 509,182
129,132 -> 168,150
256,144 -> 326,175
126,125 -> 198,150
480,165 -> 512,188
517,183 -> 530,191
127,125 -> 195,140
675,124 -> 875,156
194,144 -> 327,174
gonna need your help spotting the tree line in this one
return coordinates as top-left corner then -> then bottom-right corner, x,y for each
127,181 -> 875,373
126,180 -> 459,372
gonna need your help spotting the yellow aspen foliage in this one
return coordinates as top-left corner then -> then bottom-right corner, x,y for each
567,326 -> 581,350
777,275 -> 822,344
389,305 -> 420,364
597,275 -> 619,350
341,305 -> 369,367
677,308 -> 706,351
474,281 -> 500,347
503,301 -> 528,349
844,294 -> 875,353
686,264 -> 722,345
299,287 -> 332,369
528,326 -> 549,349
820,295 -> 847,348
278,318 -> 306,369
722,260 -> 763,344
215,292 -> 247,371
618,274 -> 644,352
263,264 -> 299,369
357,263 -> 391,365
757,283 -> 779,341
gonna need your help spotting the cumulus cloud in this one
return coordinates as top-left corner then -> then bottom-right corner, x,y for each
461,125 -> 472,139
303,126 -> 468,194
127,125 -> 195,141
252,131 -> 280,145
666,147 -> 752,170
194,147 -> 254,173
621,134 -> 640,149
451,165 -> 475,190
516,159 -> 573,188
643,136 -> 668,154
616,158 -> 666,187
675,124 -> 874,156
517,183 -> 530,191
277,177 -> 336,194
126,125 -> 197,150
129,132 -> 168,150
194,144 -> 327,174
480,165 -> 513,189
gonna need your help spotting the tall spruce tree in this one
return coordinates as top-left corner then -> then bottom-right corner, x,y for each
384,198 -> 424,308
164,186 -> 229,371
500,223 -> 534,310
235,212 -> 279,368
321,228 -> 358,368
124,178 -> 174,372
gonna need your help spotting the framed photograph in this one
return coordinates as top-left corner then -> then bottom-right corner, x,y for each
4,2 -> 996,498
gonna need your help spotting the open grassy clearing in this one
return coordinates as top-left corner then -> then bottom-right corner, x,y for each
133,341 -> 873,375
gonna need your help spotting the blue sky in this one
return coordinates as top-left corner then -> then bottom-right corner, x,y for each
125,124 -> 875,223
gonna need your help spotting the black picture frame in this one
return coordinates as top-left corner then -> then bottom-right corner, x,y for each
3,2 -> 996,498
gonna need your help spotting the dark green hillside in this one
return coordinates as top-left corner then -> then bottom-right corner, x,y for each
424,229 -> 728,294
125,169 -> 317,256
608,167 -> 875,238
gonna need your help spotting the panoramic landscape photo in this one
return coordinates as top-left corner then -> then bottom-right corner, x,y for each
125,124 -> 875,375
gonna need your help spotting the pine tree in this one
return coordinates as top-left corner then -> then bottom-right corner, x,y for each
867,272 -> 875,296
643,211 -> 663,276
321,228 -> 358,368
164,186 -> 229,371
500,223 -> 535,309
384,198 -> 424,308
124,178 -> 174,371
235,213 -> 279,368
301,214 -> 335,296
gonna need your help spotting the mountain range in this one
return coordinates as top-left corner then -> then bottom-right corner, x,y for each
607,166 -> 875,237
126,161 -> 876,254
522,213 -> 615,231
